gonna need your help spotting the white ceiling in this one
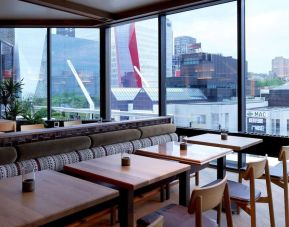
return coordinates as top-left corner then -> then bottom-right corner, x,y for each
68,0 -> 168,13
0,0 -> 202,26
0,0 -> 87,19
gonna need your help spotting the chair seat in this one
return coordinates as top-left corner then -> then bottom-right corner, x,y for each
269,161 -> 289,179
227,180 -> 261,202
137,204 -> 217,227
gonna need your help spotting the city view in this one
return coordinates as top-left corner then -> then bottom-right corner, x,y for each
1,0 -> 289,136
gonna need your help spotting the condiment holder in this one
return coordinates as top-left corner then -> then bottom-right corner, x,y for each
180,142 -> 187,150
121,152 -> 131,166
220,129 -> 228,140
21,166 -> 35,192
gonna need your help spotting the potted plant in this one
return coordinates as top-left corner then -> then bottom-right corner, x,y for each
20,100 -> 46,127
0,78 -> 24,120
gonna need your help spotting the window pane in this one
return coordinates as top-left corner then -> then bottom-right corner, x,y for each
246,0 -> 289,136
0,28 -> 47,120
166,2 -> 237,131
110,19 -> 158,121
51,28 -> 99,120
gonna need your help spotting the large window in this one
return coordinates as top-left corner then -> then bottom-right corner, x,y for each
1,1 -> 289,137
51,28 -> 100,120
166,2 -> 238,131
0,28 -> 47,119
246,0 -> 289,136
110,19 -> 158,121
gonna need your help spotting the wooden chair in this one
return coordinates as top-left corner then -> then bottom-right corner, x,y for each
0,120 -> 16,132
228,157 -> 275,227
63,120 -> 82,127
20,124 -> 44,131
266,146 -> 289,227
137,177 -> 233,227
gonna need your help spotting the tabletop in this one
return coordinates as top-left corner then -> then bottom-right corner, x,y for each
0,170 -> 119,227
135,141 -> 232,165
64,154 -> 190,191
185,133 -> 263,151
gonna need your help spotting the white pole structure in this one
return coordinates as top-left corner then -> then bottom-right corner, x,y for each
66,59 -> 95,111
133,66 -> 150,88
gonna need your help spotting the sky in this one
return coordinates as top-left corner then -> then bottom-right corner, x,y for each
168,0 -> 289,74
14,0 -> 289,97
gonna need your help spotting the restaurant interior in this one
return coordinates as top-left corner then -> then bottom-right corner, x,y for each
0,0 -> 288,226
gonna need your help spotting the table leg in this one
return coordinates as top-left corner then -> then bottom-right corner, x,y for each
119,189 -> 134,227
238,153 -> 246,169
217,156 -> 226,179
179,170 -> 190,206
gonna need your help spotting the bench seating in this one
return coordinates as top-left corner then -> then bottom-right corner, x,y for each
0,122 -> 177,179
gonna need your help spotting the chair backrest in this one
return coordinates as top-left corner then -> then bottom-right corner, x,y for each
188,177 -> 227,213
147,215 -> 164,227
20,124 -> 44,131
279,146 -> 289,161
242,157 -> 267,180
0,120 -> 16,132
63,120 -> 82,127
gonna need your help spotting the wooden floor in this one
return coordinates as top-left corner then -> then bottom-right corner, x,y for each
85,168 -> 286,227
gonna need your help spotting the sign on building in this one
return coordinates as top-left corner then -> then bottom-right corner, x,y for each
247,117 -> 266,133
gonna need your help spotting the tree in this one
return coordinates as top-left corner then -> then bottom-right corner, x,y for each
0,79 -> 24,120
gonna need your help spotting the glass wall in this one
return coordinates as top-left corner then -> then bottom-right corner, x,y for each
245,0 -> 289,136
2,1 -> 289,136
0,28 -> 47,120
166,2 -> 238,131
51,28 -> 100,120
110,18 -> 159,121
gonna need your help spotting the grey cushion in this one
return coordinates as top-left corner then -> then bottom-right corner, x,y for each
0,163 -> 18,179
139,124 -> 176,138
150,134 -> 172,145
90,147 -> 106,158
37,151 -> 79,171
89,129 -> 141,147
0,147 -> 17,165
103,142 -> 134,156
169,133 -> 178,142
16,136 -> 91,161
18,159 -> 39,174
77,149 -> 95,161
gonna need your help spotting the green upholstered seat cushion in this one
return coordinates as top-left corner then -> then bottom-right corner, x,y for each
89,129 -> 141,147
16,136 -> 91,161
0,147 -> 17,165
139,124 -> 176,138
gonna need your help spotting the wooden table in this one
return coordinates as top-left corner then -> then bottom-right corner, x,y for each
64,154 -> 191,227
185,133 -> 263,169
0,170 -> 119,227
135,141 -> 232,179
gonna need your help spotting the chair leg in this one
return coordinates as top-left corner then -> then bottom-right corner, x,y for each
284,182 -> 289,227
217,203 -> 222,227
236,172 -> 243,215
249,171 -> 256,227
195,171 -> 199,186
266,180 -> 275,227
250,200 -> 256,227
265,161 -> 275,227
224,184 -> 233,227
